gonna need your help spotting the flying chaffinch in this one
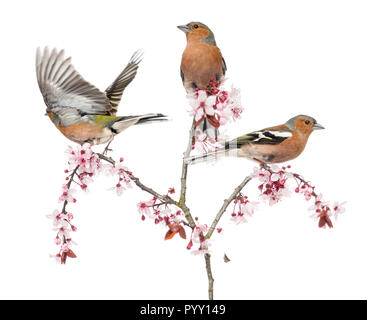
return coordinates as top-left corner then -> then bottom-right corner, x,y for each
178,22 -> 227,139
184,115 -> 325,165
36,47 -> 167,145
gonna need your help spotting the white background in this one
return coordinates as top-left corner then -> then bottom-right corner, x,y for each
0,0 -> 366,299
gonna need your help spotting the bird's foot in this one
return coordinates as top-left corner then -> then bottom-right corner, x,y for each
103,147 -> 113,155
103,139 -> 114,155
259,161 -> 271,171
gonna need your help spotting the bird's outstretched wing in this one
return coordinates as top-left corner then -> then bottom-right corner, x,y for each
105,50 -> 143,114
36,47 -> 112,126
228,127 -> 293,148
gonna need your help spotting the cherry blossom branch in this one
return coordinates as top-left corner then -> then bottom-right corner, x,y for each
183,84 -> 246,300
59,164 -> 79,264
97,153 -> 176,205
97,153 -> 198,235
96,153 -> 115,165
130,175 -> 176,204
61,165 -> 79,214
292,173 -> 317,197
206,175 -> 253,239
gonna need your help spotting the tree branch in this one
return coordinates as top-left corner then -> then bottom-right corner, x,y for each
61,165 -> 80,214
206,175 -> 252,239
178,120 -> 197,228
97,153 -> 176,205
205,253 -> 214,300
60,164 -> 79,264
129,175 -> 176,204
292,173 -> 317,197
97,121 -> 197,231
179,120 -> 195,204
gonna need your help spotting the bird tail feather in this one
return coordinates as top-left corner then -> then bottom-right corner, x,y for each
111,113 -> 168,134
184,148 -> 227,165
134,113 -> 168,125
184,140 -> 242,165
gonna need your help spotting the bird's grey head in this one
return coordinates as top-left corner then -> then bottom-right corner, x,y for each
285,114 -> 324,135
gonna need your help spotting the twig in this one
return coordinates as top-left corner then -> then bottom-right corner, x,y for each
205,253 -> 214,300
97,153 -> 176,205
206,175 -> 252,239
60,164 -> 79,264
293,173 -> 318,197
61,165 -> 80,214
98,122 -> 197,229
96,153 -> 115,165
129,175 -> 176,204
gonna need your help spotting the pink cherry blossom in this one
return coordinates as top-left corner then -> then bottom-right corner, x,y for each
216,86 -> 243,124
192,224 -> 208,242
104,158 -> 133,196
137,199 -> 155,218
252,166 -> 291,206
192,129 -> 228,153
186,81 -> 243,132
333,201 -> 346,220
191,239 -> 211,255
66,143 -> 100,175
230,194 -> 258,224
59,184 -> 76,203
188,90 -> 217,122
52,143 -> 110,264
251,167 -> 271,183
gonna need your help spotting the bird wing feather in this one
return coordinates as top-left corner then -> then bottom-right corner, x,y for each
36,47 -> 112,126
104,50 -> 142,114
230,127 -> 293,147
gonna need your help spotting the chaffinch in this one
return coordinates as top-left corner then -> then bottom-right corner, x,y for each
36,47 -> 167,145
185,115 -> 325,165
178,22 -> 227,139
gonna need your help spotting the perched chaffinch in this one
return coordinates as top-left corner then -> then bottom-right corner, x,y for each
178,22 -> 226,139
36,47 -> 167,145
185,115 -> 325,165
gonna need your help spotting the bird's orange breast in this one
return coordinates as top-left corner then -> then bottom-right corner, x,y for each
47,111 -> 106,144
240,132 -> 310,163
181,42 -> 223,89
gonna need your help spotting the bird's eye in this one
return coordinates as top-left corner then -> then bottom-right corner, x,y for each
305,120 -> 310,125
193,24 -> 199,29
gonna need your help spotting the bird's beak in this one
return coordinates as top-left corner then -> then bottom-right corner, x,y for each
177,24 -> 190,33
312,123 -> 325,130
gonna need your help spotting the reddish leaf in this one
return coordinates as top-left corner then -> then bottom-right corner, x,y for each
178,226 -> 187,239
324,215 -> 333,228
61,252 -> 67,264
66,249 -> 77,258
318,217 -> 326,228
318,215 -> 333,229
165,230 -> 178,240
